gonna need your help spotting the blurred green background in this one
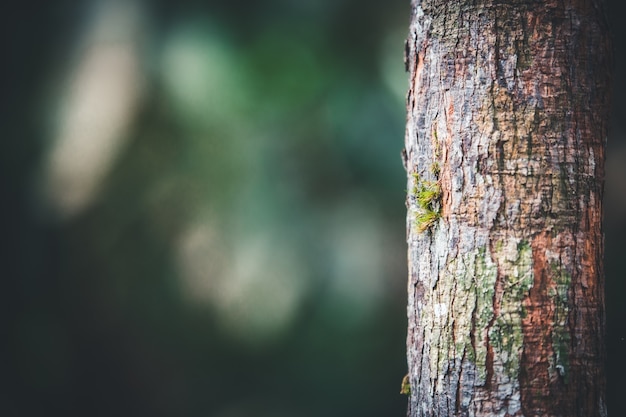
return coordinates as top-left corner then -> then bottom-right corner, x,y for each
3,0 -> 626,416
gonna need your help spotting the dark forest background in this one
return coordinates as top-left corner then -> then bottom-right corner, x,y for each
2,0 -> 625,416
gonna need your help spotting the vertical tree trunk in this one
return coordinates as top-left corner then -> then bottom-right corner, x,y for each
404,1 -> 612,416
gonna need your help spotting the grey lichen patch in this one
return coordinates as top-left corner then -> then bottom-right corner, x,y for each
424,247 -> 497,386
473,247 -> 498,384
409,172 -> 442,233
489,239 -> 534,381
548,263 -> 572,382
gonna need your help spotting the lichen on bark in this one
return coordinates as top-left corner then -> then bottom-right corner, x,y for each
487,239 -> 533,382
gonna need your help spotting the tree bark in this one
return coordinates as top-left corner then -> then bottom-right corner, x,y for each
403,1 -> 612,416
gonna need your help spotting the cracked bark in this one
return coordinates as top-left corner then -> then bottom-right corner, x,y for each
404,1 -> 612,416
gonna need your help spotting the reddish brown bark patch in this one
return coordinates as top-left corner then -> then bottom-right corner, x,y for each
520,232 -> 563,415
521,229 -> 604,417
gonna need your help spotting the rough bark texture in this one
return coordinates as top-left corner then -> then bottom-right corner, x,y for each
404,1 -> 612,416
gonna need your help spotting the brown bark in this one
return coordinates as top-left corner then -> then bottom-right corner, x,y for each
404,1 -> 612,416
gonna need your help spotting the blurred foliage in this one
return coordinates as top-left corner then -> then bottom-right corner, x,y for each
4,0 -> 626,416
4,0 -> 410,416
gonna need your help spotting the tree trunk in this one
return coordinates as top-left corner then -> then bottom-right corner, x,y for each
403,1 -> 612,416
